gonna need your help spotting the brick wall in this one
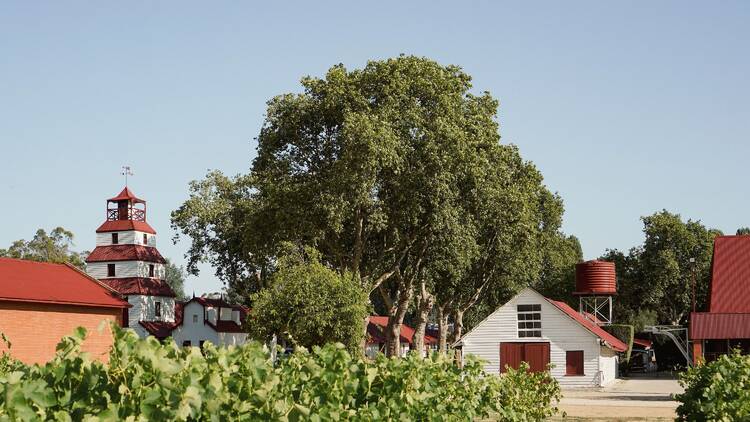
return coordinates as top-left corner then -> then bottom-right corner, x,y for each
0,301 -> 122,364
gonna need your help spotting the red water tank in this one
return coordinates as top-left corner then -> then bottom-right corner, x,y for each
574,260 -> 616,295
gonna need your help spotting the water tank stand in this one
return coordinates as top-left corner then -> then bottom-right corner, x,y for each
579,296 -> 613,325
643,325 -> 692,368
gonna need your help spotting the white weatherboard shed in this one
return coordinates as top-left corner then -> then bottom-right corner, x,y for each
458,288 -> 627,387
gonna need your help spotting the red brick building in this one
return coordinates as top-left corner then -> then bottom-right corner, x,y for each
691,235 -> 750,364
0,257 -> 130,364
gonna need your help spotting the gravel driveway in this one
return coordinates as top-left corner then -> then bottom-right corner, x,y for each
552,375 -> 684,421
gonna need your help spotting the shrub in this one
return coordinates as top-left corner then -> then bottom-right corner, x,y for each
676,351 -> 750,421
0,326 -> 560,421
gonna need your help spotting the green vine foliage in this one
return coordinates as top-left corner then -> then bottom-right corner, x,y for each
0,326 -> 560,421
676,351 -> 750,421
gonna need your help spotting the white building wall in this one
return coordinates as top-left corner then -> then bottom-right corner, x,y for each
125,294 -> 175,332
598,346 -> 619,386
95,231 -> 156,246
461,288 -> 611,388
219,307 -> 232,321
87,261 -> 165,279
171,301 -> 219,346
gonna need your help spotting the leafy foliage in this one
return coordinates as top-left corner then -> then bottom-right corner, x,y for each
247,246 -> 370,353
676,351 -> 750,421
165,258 -> 188,301
0,326 -> 560,421
600,210 -> 720,326
0,227 -> 87,269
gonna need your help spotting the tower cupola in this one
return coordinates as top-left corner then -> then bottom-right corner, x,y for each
107,187 -> 146,222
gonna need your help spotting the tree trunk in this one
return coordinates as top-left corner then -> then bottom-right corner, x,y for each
412,282 -> 434,357
451,309 -> 464,345
360,314 -> 370,356
437,305 -> 450,355
385,281 -> 413,357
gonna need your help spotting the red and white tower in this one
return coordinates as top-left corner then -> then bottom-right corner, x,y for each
86,187 -> 177,338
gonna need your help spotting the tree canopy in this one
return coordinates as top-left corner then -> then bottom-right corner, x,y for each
247,246 -> 370,353
601,210 -> 720,326
172,56 -> 570,353
164,258 -> 188,301
0,227 -> 87,269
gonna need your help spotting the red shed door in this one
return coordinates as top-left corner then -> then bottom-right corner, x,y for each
499,342 -> 550,373
524,343 -> 550,373
500,343 -> 523,373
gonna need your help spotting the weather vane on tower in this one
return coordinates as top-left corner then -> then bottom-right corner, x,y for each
121,166 -> 133,186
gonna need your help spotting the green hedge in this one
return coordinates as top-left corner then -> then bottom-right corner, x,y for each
676,351 -> 750,421
0,326 -> 560,421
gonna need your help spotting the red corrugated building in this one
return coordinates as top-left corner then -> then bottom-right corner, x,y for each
690,235 -> 750,364
0,258 -> 130,364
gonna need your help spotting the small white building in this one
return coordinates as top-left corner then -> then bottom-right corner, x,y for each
171,296 -> 249,347
457,288 -> 627,388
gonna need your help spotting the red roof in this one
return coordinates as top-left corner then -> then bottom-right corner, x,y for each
108,187 -> 144,203
367,316 -> 438,345
633,338 -> 653,349
207,320 -> 245,333
139,321 -> 177,339
99,277 -> 176,297
690,312 -> 750,340
0,258 -> 129,309
96,220 -> 156,234
545,298 -> 629,352
86,245 -> 166,263
708,236 -> 750,313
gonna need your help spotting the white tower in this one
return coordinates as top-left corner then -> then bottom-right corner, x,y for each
85,187 -> 177,338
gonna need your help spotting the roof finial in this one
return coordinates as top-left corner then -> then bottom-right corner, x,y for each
121,166 -> 133,186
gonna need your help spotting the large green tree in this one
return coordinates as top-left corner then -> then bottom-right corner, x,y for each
601,210 -> 720,326
172,56 -> 564,355
0,227 -> 87,269
247,246 -> 370,353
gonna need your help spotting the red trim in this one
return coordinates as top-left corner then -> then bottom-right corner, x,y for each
96,220 -> 156,234
108,187 -> 145,203
99,278 -> 176,297
545,298 -> 628,352
86,245 -> 166,264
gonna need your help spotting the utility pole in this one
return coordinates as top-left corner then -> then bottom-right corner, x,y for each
689,257 -> 696,313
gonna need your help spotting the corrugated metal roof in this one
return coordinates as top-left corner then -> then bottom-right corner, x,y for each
0,257 -> 129,308
709,235 -> 750,313
99,277 -> 176,297
86,245 -> 166,263
95,220 -> 156,234
367,316 -> 437,345
108,187 -> 144,203
690,312 -> 750,339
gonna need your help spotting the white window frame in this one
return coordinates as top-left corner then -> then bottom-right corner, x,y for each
517,304 -> 542,338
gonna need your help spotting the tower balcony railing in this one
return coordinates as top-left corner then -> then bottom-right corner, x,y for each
107,207 -> 146,222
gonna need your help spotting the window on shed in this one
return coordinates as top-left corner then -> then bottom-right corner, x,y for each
107,264 -> 116,277
566,350 -> 584,375
517,304 -> 542,338
193,314 -> 199,323
149,264 -> 155,277
182,340 -> 191,347
155,301 -> 161,318
143,233 -> 148,244
111,233 -> 118,244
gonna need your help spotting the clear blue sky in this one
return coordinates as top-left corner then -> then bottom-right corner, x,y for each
2,1 -> 748,296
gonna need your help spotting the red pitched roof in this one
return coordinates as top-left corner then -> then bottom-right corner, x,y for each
96,220 -> 156,234
633,338 -> 653,349
139,321 -> 177,339
0,258 -> 129,308
207,320 -> 245,333
367,316 -> 437,345
545,298 -> 629,352
108,187 -> 144,203
99,277 -> 176,297
86,245 -> 166,263
690,312 -> 750,340
708,236 -> 750,313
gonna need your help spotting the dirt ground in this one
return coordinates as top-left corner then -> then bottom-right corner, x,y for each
551,374 -> 683,421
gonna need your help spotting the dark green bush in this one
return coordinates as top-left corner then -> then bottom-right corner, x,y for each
676,351 -> 750,421
0,326 -> 560,421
